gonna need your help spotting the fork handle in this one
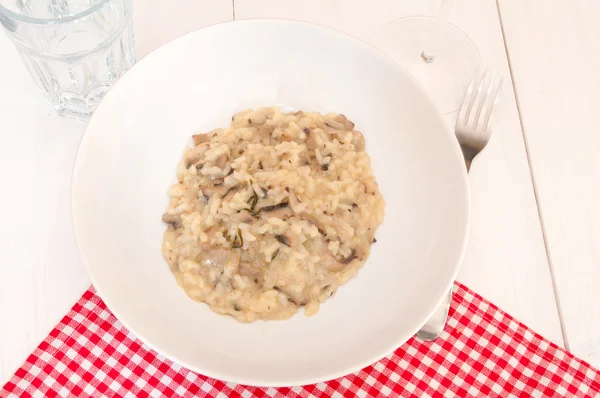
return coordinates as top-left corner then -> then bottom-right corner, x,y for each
416,288 -> 453,341
417,140 -> 474,341
460,144 -> 478,171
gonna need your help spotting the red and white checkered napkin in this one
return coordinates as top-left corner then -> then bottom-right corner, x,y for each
3,283 -> 600,398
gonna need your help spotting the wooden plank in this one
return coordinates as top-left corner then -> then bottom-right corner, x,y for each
0,42 -> 89,384
0,0 -> 233,384
498,0 -> 600,367
235,0 -> 564,345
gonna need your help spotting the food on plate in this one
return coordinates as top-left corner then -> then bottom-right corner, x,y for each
162,107 -> 385,322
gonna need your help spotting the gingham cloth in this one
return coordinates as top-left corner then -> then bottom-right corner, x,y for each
2,283 -> 600,397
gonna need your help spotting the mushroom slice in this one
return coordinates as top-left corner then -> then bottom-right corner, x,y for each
185,143 -> 210,167
222,184 -> 242,202
193,128 -> 221,146
275,230 -> 298,247
192,133 -> 209,146
201,184 -> 228,198
214,153 -> 229,170
362,176 -> 378,194
274,285 -> 307,305
162,213 -> 182,228
239,261 -> 263,280
260,202 -> 288,212
198,246 -> 231,268
339,249 -> 357,265
306,130 -> 320,151
321,250 -> 344,272
260,202 -> 292,219
300,214 -> 328,236
230,211 -> 255,224
335,114 -> 355,130
288,189 -> 304,214
204,225 -> 221,241
324,119 -> 346,131
257,124 -> 275,145
352,130 -> 365,151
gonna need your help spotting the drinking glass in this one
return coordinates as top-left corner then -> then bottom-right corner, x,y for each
373,0 -> 481,114
0,0 -> 135,120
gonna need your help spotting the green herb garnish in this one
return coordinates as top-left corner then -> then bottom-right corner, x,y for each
232,228 -> 243,248
247,194 -> 259,211
271,249 -> 280,261
247,179 -> 259,212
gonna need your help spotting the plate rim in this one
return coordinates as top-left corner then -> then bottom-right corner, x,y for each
71,18 -> 471,387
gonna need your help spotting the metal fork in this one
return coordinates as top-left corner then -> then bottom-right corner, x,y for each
416,70 -> 504,341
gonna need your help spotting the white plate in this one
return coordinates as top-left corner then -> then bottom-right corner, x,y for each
72,20 -> 470,387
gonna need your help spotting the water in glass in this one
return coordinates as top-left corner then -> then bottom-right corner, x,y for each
0,0 -> 135,119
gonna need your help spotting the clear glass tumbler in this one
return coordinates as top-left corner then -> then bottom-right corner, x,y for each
0,0 -> 135,119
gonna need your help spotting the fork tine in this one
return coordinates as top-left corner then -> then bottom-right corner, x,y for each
472,71 -> 497,130
463,70 -> 487,127
481,75 -> 503,131
458,70 -> 479,126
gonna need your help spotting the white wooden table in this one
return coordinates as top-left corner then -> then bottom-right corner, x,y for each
1,0 -> 598,384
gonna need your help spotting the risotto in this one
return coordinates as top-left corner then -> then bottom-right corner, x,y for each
162,107 -> 385,322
